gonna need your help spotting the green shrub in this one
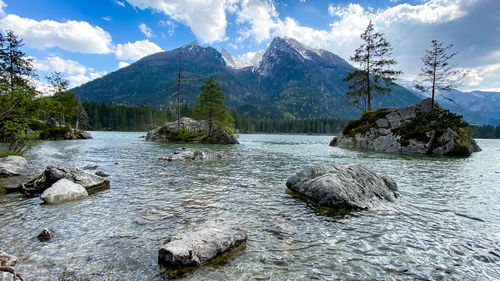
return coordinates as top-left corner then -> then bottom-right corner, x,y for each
342,108 -> 390,137
167,128 -> 208,142
0,151 -> 24,157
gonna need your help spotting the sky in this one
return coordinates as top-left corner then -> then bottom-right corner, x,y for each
0,0 -> 499,93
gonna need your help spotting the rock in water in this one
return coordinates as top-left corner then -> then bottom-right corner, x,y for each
40,179 -> 88,204
331,99 -> 481,156
0,251 -> 17,266
158,219 -> 247,270
0,156 -> 28,177
163,148 -> 235,161
20,165 -> 110,196
286,164 -> 398,211
37,228 -> 54,241
95,171 -> 110,177
146,117 -> 238,144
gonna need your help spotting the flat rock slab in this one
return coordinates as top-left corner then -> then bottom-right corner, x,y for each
286,164 -> 398,211
20,165 -> 110,196
40,179 -> 88,204
0,156 -> 28,177
158,219 -> 247,270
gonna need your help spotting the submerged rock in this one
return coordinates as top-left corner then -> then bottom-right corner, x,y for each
163,148 -> 235,161
146,117 -> 238,145
286,164 -> 398,211
331,99 -> 481,156
0,250 -> 17,266
83,163 -> 99,170
95,171 -> 110,177
158,219 -> 247,270
37,228 -> 54,241
0,156 -> 28,177
19,165 -> 110,196
40,179 -> 88,204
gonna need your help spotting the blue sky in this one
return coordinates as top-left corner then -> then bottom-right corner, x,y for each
0,0 -> 499,92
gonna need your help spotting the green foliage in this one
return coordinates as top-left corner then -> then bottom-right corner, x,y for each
167,128 -> 208,142
0,151 -> 23,157
344,21 -> 401,111
0,183 -> 5,195
342,108 -> 390,137
52,91 -> 77,124
392,109 -> 469,148
192,78 -> 234,135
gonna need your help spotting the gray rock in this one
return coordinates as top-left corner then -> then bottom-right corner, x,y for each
158,219 -> 247,269
95,171 -> 110,177
286,164 -> 399,210
20,165 -> 110,196
83,163 -> 99,170
164,149 -> 234,161
0,250 -> 17,266
37,228 -> 54,241
72,129 -> 93,139
0,156 -> 28,177
40,179 -> 88,204
46,117 -> 60,128
375,118 -> 389,128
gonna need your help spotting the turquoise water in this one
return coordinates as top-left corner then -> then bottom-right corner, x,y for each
1,132 -> 499,280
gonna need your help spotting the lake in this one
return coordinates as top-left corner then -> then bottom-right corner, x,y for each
1,132 -> 499,280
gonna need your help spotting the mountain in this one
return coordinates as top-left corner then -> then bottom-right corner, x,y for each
72,37 -> 422,120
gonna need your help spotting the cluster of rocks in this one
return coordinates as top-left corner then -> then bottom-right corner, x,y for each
330,99 -> 481,156
18,165 -> 110,204
31,117 -> 93,140
146,117 -> 238,145
161,148 -> 235,161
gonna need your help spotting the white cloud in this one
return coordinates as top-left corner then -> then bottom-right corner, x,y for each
139,23 -> 153,38
159,20 -> 176,36
0,14 -> 113,54
67,71 -> 107,88
115,0 -> 126,7
0,0 -> 7,17
102,16 -> 111,22
115,39 -> 163,61
118,61 -> 130,69
33,56 -> 87,75
125,0 -> 230,43
236,0 -> 279,43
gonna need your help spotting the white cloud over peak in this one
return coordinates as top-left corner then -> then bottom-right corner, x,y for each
125,0 -> 231,43
0,14 -> 113,54
118,61 -> 130,69
139,23 -> 153,38
115,39 -> 163,61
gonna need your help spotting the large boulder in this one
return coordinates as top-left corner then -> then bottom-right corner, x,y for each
40,179 -> 89,204
0,156 -> 28,177
146,117 -> 238,144
19,165 -> 110,196
158,219 -> 247,270
286,164 -> 398,211
331,99 -> 481,156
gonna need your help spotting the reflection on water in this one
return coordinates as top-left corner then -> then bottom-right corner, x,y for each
1,132 -> 499,280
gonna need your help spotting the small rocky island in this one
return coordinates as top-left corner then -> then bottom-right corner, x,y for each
29,118 -> 92,140
146,117 -> 238,144
330,99 -> 481,156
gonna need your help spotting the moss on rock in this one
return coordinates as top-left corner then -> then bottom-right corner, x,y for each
342,108 -> 390,138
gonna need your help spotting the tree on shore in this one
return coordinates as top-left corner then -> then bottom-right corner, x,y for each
0,30 -> 39,153
192,78 -> 234,136
46,72 -> 77,125
415,40 -> 464,109
344,21 -> 401,111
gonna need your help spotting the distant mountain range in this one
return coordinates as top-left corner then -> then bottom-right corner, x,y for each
72,37 -> 499,124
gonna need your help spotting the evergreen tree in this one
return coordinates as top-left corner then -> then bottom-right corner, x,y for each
192,78 -> 234,135
47,72 -> 77,125
344,21 -> 401,111
415,40 -> 464,109
0,30 -> 38,153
